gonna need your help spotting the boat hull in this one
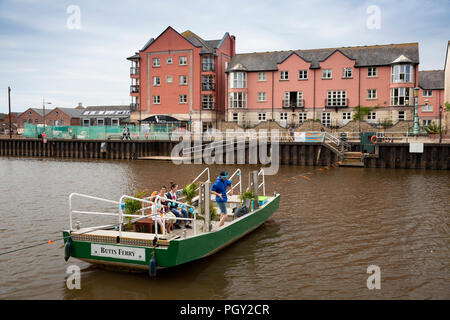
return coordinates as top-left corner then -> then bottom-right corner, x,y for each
63,194 -> 280,270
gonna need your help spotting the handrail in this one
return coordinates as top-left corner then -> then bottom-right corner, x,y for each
191,167 -> 210,184
257,168 -> 266,196
226,169 -> 242,195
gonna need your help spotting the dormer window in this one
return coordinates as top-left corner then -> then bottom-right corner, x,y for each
230,71 -> 247,88
392,64 -> 413,83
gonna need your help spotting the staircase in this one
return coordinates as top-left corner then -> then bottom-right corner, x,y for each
340,151 -> 364,167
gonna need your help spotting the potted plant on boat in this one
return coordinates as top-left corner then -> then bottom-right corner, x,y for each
124,190 -> 148,231
240,191 -> 256,210
182,183 -> 197,205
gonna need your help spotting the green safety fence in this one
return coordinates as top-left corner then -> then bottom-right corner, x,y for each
23,123 -> 185,140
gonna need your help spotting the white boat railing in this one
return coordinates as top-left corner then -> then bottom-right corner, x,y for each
227,168 -> 242,196
69,192 -> 198,238
257,168 -> 266,196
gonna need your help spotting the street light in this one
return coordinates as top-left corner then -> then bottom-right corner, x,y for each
43,98 -> 52,133
413,87 -> 420,135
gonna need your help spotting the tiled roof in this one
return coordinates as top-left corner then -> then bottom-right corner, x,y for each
56,108 -> 84,118
418,70 -> 444,89
181,30 -> 221,54
30,108 -> 51,116
228,43 -> 419,71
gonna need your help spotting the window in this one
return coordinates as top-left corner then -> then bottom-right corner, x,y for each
258,113 -> 266,121
202,56 -> 214,71
343,112 -> 352,120
202,75 -> 214,91
342,68 -> 353,79
97,118 -> 105,126
111,118 -> 119,126
422,119 -> 432,126
322,69 -> 332,79
367,112 -> 376,121
398,111 -> 405,121
179,75 -> 187,85
423,90 -> 433,97
280,71 -> 289,80
179,95 -> 187,104
166,57 -> 172,64
367,89 -> 377,100
55,111 -> 59,115
422,105 -> 433,112
391,88 -> 412,106
392,64 -> 413,83
153,76 -> 160,86
166,76 -> 173,83
298,70 -> 308,80
258,72 -> 266,81
152,58 -> 160,67
284,91 -> 303,108
35,119 -> 38,123
202,95 -> 214,109
321,112 -> 331,127
368,67 -> 378,77
230,72 -> 247,88
153,95 -> 160,104
49,120 -> 52,125
298,113 -> 307,123
229,92 -> 247,108
327,91 -> 347,107
280,113 -> 288,120
225,61 -> 229,70
258,92 -> 266,102
179,56 -> 187,65
83,119 -> 90,127
232,113 -> 238,122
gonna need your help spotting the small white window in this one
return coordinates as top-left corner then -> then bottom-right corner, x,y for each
232,113 -> 238,122
179,56 -> 187,65
367,112 -> 376,120
280,71 -> 289,80
258,92 -> 266,102
153,96 -> 160,104
179,95 -> 187,104
367,89 -> 377,99
342,68 -> 352,79
152,58 -> 160,67
179,75 -> 188,85
322,69 -> 332,79
422,119 -> 432,126
153,76 -> 160,86
368,67 -> 378,77
321,112 -> 331,127
258,72 -> 266,81
166,76 -> 173,83
398,111 -> 405,121
298,113 -> 307,123
343,112 -> 352,120
421,105 -> 433,112
280,112 -> 288,120
166,57 -> 172,64
298,70 -> 308,80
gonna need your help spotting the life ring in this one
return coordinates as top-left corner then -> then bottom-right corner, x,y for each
370,135 -> 378,144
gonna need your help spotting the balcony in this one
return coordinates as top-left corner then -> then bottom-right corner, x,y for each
282,99 -> 304,109
130,103 -> 140,111
130,85 -> 139,94
202,63 -> 215,72
202,104 -> 215,110
202,83 -> 215,91
325,98 -> 348,108
130,67 -> 139,76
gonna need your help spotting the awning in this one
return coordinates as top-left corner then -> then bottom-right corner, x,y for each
142,115 -> 187,124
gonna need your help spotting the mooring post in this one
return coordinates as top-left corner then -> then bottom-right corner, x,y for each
252,170 -> 259,210
204,181 -> 211,232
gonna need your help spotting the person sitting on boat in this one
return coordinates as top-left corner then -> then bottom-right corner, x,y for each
149,186 -> 176,233
166,183 -> 191,229
211,171 -> 233,228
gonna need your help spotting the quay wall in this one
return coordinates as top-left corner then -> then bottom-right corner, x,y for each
0,138 -> 448,170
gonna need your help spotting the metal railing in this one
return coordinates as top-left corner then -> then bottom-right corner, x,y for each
130,67 -> 140,75
246,168 -> 266,196
324,132 -> 350,152
325,98 -> 348,108
282,99 -> 304,108
227,169 -> 242,196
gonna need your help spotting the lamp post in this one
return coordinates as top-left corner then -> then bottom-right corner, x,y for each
43,98 -> 52,133
439,105 -> 443,144
413,87 -> 420,136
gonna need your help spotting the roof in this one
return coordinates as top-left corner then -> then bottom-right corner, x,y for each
30,108 -> 50,116
0,113 -> 6,121
55,107 -> 84,118
81,105 -> 131,117
227,43 -> 419,71
418,70 -> 444,89
181,30 -> 221,54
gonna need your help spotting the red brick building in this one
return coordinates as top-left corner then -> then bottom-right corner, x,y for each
17,108 -> 47,128
44,107 -> 83,126
127,26 -> 236,131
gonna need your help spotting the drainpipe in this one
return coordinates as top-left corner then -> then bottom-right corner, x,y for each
271,71 -> 274,121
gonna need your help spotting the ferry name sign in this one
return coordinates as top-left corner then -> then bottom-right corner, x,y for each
91,244 -> 146,262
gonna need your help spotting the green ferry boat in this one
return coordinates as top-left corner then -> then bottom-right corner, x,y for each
63,168 -> 280,275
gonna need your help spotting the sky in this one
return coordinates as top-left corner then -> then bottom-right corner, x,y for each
0,0 -> 449,114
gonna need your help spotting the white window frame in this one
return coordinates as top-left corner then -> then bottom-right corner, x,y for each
229,92 -> 247,108
152,57 -> 160,67
421,105 -> 433,112
327,90 -> 347,107
280,112 -> 288,120
298,112 -> 307,123
391,88 -> 412,106
422,119 -> 432,126
179,75 -> 188,85
230,72 -> 247,88
257,92 -> 267,102
322,69 -> 332,79
179,56 -> 187,65
423,90 -> 433,97
232,113 -> 238,122
368,67 -> 378,77
202,95 -> 214,110
398,111 -> 405,121
342,68 -> 353,79
153,76 -> 160,86
258,72 -> 266,81
321,112 -> 331,127
166,76 -> 173,83
392,64 -> 413,83
367,89 -> 377,100
111,118 -> 119,126
179,95 -> 187,104
97,118 -> 105,126
367,112 -> 376,121
343,112 -> 352,120
298,70 -> 308,80
166,57 -> 172,64
280,71 -> 289,80
153,95 -> 160,105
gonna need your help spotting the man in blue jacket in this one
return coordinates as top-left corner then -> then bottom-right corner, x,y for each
211,171 -> 233,228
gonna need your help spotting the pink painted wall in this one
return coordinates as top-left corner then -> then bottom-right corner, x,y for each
360,66 -> 391,107
418,88 -> 444,118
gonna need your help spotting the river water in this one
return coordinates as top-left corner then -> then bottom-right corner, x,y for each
0,157 -> 448,299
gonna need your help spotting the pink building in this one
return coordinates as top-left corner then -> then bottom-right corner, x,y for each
418,70 -> 445,126
127,26 -> 235,131
225,43 -> 422,128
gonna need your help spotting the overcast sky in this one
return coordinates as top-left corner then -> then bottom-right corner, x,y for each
0,0 -> 449,114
